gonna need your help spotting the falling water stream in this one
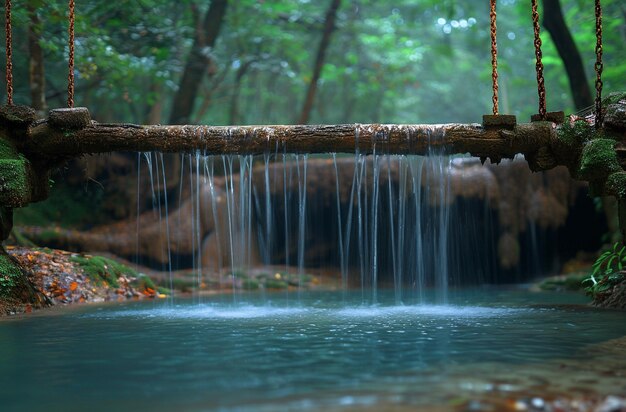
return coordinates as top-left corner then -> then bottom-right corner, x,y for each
2,127 -> 625,411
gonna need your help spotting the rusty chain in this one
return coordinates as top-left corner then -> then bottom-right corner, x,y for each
531,0 -> 546,120
68,0 -> 75,108
5,0 -> 13,105
594,0 -> 603,129
490,0 -> 498,115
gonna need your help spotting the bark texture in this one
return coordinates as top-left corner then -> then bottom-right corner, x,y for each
22,121 -> 554,165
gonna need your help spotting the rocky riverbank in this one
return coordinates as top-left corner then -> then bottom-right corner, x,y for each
0,247 -> 166,315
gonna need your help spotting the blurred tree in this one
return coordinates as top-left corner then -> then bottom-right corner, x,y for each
169,0 -> 228,125
543,0 -> 592,110
297,0 -> 341,124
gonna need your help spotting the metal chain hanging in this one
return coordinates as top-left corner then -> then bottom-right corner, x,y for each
531,0 -> 546,120
490,0 -> 499,115
594,0 -> 603,129
5,0 -> 13,105
68,0 -> 75,108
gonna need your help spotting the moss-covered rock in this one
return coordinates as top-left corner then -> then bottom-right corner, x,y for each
0,247 -> 48,313
555,120 -> 593,151
606,172 -> 626,199
578,138 -> 621,181
0,136 -> 50,209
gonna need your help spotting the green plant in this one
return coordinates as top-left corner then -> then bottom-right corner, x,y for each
583,243 -> 626,297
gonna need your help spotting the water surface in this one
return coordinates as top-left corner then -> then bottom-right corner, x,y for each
1,289 -> 624,411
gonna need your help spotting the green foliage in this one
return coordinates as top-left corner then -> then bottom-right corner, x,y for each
70,255 -> 137,289
583,242 -> 626,297
3,0 -> 624,126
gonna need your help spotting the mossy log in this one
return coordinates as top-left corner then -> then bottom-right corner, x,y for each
23,121 -> 555,162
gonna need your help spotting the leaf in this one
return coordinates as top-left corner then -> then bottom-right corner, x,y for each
69,282 -> 78,291
607,256 -> 617,270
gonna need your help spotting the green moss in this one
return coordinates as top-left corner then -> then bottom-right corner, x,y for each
156,286 -> 171,295
578,138 -> 621,181
0,251 -> 26,298
0,137 -> 35,208
606,172 -> 626,198
164,278 -> 195,292
263,279 -> 288,289
0,159 -> 30,207
131,273 -> 156,291
242,278 -> 260,290
70,255 -> 137,289
556,120 -> 595,149
0,138 -> 19,159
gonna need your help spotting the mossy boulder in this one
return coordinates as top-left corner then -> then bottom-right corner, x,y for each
578,138 -> 621,181
606,172 -> 626,199
0,136 -> 50,210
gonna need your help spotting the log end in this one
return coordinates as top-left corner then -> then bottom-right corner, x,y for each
48,107 -> 92,130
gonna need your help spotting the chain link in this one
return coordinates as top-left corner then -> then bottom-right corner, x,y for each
531,0 -> 546,120
68,0 -> 75,108
490,0 -> 499,115
594,0 -> 603,129
5,0 -> 13,105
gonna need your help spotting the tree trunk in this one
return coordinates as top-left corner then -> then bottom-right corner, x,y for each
168,0 -> 229,125
297,0 -> 342,124
229,60 -> 254,124
27,5 -> 46,112
542,0 -> 593,111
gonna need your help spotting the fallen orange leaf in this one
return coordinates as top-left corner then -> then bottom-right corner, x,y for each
69,282 -> 78,291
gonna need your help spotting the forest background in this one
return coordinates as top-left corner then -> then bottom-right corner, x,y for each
1,0 -> 625,229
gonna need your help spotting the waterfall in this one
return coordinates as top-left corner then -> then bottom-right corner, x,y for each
134,147 -> 497,304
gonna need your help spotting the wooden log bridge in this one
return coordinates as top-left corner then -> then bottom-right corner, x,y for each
0,93 -> 625,238
13,107 -> 556,168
